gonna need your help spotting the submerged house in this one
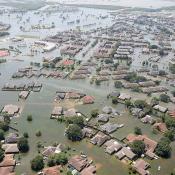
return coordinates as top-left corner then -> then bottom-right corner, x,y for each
102,106 -> 113,114
153,122 -> 168,133
82,96 -> 94,104
97,114 -> 110,123
41,166 -> 61,175
81,165 -> 96,175
115,147 -> 136,160
118,93 -> 131,103
90,132 -> 110,146
42,146 -> 56,158
82,127 -> 95,138
51,106 -> 63,119
126,134 -> 157,159
5,133 -> 19,144
100,123 -> 120,134
141,115 -> 155,124
2,144 -> 19,154
0,154 -> 16,175
2,105 -> 19,117
19,91 -> 30,99
131,108 -> 145,118
68,155 -> 88,172
104,139 -> 122,155
133,159 -> 150,175
153,105 -> 168,116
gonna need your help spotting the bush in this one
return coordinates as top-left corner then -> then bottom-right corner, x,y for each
36,131 -> 42,137
0,130 -> 5,141
112,97 -> 118,104
155,137 -> 171,158
17,137 -> 29,153
125,100 -> 132,108
66,124 -> 82,141
31,155 -> 44,171
114,81 -> 123,88
164,130 -> 175,141
0,148 -> 4,162
66,116 -> 84,128
0,122 -> 9,132
165,118 -> 175,129
130,140 -> 145,157
54,153 -> 68,165
91,109 -> 99,118
159,70 -> 166,76
23,132 -> 29,138
171,90 -> 175,97
159,94 -> 170,103
134,100 -> 147,109
95,79 -> 101,86
134,127 -> 142,135
27,115 -> 33,122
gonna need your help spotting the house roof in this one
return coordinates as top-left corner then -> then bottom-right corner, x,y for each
2,105 -> 19,115
82,127 -> 94,138
100,123 -> 119,134
52,107 -> 63,116
104,139 -> 122,154
2,144 -> 19,154
68,155 -> 88,172
90,132 -> 110,146
82,96 -> 94,104
0,154 -> 16,167
115,147 -> 136,160
153,123 -> 168,133
42,166 -> 61,175
80,165 -> 96,175
153,105 -> 168,113
133,159 -> 150,175
42,146 -> 56,157
5,133 -> 19,144
0,166 -> 14,175
118,93 -> 131,100
126,134 -> 157,153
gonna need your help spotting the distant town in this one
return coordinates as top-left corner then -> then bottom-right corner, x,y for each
0,1 -> 175,175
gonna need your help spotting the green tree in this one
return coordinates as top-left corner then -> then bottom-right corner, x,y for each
66,124 -> 82,141
0,121 -> 9,132
54,153 -> 68,165
155,137 -> 171,158
0,148 -> 4,162
31,155 -> 44,171
125,100 -> 132,108
130,140 -> 145,157
66,116 -> 84,128
23,132 -> 29,138
134,100 -> 147,109
0,129 -> 5,140
164,130 -> 175,141
159,94 -> 170,103
36,131 -> 42,137
112,97 -> 118,104
134,127 -> 142,135
27,115 -> 33,122
17,137 -> 29,153
91,109 -> 99,118
171,90 -> 175,97
114,81 -> 123,88
47,155 -> 56,167
165,118 -> 175,129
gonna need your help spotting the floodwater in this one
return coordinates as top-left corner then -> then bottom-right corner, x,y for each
0,4 -> 175,175
47,0 -> 175,8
